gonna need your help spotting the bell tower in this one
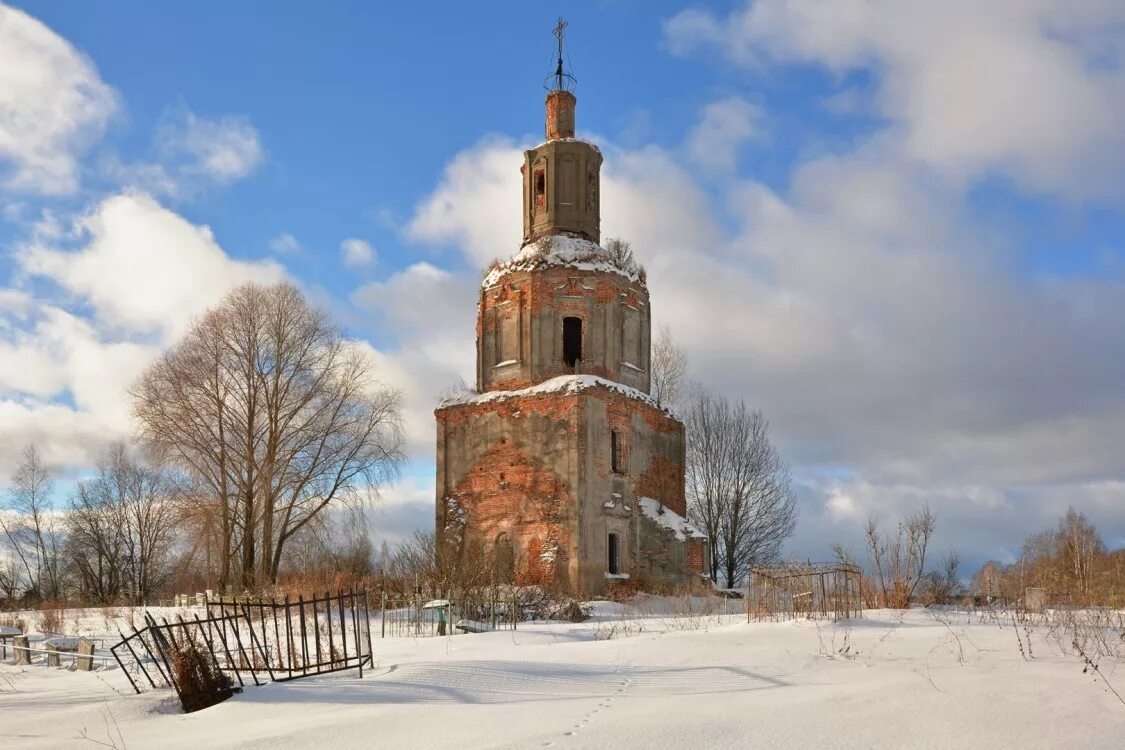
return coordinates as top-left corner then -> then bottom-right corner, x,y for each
522,19 -> 602,244
435,20 -> 703,598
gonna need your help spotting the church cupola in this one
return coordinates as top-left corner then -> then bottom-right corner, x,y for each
522,20 -> 602,245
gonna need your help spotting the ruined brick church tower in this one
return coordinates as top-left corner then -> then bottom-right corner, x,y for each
435,30 -> 706,595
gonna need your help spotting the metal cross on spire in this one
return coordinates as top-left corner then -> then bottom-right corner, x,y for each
546,17 -> 576,92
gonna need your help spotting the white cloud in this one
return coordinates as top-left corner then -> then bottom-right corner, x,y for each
269,232 -> 301,254
20,192 -> 285,337
0,4 -> 118,194
407,137 -> 525,266
352,263 -> 476,458
401,122 -> 1125,561
686,96 -> 760,172
664,0 -> 1125,201
341,238 -> 376,268
156,111 -> 263,184
101,109 -> 266,198
1,191 -> 290,482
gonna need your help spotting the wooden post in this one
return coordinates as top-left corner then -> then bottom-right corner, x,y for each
381,591 -> 386,639
13,635 -> 29,665
77,637 -> 95,671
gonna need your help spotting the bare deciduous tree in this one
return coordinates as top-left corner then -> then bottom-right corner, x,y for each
650,324 -> 687,408
969,509 -> 1122,607
1,445 -> 63,601
863,505 -> 936,607
684,390 -> 797,588
133,282 -> 405,590
1056,507 -> 1103,598
66,442 -> 181,603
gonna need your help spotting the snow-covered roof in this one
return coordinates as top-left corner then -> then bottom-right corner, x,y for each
437,374 -> 676,417
482,235 -> 644,288
638,497 -> 707,542
529,137 -> 602,154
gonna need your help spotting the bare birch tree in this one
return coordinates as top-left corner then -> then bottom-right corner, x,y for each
133,282 -> 405,590
684,390 -> 797,587
1,445 -> 63,601
650,324 -> 687,408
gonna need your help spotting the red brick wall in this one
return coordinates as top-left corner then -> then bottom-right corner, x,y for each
585,387 -> 686,517
437,395 -> 578,587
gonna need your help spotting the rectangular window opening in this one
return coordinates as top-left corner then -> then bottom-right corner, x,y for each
611,429 -> 623,474
563,316 -> 582,368
607,532 -> 620,575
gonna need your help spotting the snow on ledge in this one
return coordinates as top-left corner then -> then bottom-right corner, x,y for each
638,497 -> 707,542
604,572 -> 630,580
483,234 -> 643,288
437,374 -> 676,417
530,136 -> 603,153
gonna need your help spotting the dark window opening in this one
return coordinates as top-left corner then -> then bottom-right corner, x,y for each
494,533 -> 514,582
563,317 -> 582,368
534,169 -> 546,207
611,429 -> 623,474
607,532 -> 620,575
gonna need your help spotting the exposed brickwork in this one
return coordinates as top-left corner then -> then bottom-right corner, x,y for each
477,267 -> 650,394
436,83 -> 705,595
439,428 -> 571,587
637,454 -> 686,518
545,90 -> 576,139
686,538 -> 706,575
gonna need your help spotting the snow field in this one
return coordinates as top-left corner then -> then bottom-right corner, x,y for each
1,602 -> 1123,748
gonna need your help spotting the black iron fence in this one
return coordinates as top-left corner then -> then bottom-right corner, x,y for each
111,589 -> 373,712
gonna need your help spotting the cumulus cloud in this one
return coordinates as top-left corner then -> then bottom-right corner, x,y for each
399,123 -> 1125,561
352,263 -> 476,458
98,108 -> 266,199
20,192 -> 285,338
341,238 -> 376,268
686,96 -> 760,172
664,0 -> 1125,201
155,110 -> 264,184
0,4 -> 118,194
407,137 -> 525,266
1,192 -> 288,479
269,232 -> 301,254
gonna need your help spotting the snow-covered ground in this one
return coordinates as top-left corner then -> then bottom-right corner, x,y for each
2,600 -> 1124,748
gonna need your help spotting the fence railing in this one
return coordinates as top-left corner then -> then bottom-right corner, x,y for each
748,563 -> 864,622
376,589 -> 520,638
111,589 -> 373,712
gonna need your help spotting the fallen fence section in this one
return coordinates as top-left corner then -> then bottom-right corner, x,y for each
748,563 -> 864,622
110,588 -> 373,712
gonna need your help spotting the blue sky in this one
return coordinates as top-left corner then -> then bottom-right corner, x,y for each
3,1 -> 1125,571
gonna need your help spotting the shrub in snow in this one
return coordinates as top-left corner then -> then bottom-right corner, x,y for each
168,634 -> 234,713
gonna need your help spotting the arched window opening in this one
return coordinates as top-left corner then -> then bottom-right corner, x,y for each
534,169 -> 546,207
563,317 -> 582,368
607,532 -> 620,575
